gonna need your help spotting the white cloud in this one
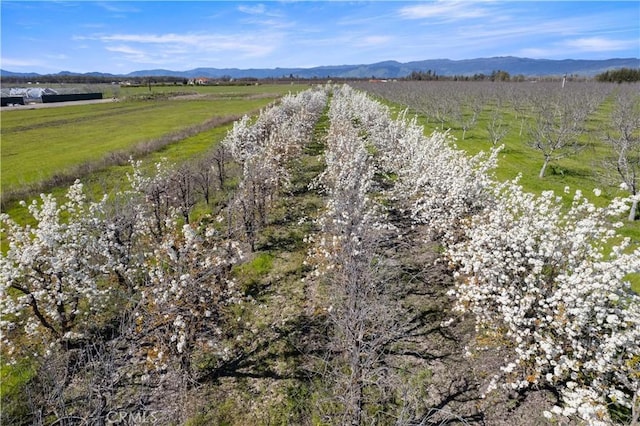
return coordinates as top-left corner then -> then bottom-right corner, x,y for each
80,23 -> 107,29
238,4 -> 266,15
81,30 -> 282,66
44,53 -> 69,60
564,37 -> 637,52
97,33 -> 199,45
518,47 -> 553,58
250,18 -> 296,30
236,3 -> 286,29
0,57 -> 44,68
105,45 -> 146,56
104,44 -> 162,64
519,36 -> 638,59
95,2 -> 140,13
398,1 -> 489,20
355,35 -> 392,47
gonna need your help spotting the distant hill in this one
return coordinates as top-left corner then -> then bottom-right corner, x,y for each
2,57 -> 638,80
0,69 -> 42,78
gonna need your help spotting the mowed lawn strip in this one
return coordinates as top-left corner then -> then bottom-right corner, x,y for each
2,99 -> 259,190
0,102 -> 158,134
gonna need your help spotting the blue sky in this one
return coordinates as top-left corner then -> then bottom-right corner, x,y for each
1,1 -> 639,74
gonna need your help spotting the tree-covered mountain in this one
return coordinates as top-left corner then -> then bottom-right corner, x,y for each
2,56 -> 638,80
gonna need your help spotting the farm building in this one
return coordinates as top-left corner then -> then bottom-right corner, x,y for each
2,87 -> 58,102
1,87 -> 103,105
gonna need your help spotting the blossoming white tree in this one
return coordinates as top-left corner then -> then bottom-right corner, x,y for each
447,180 -> 640,424
306,86 -> 398,424
0,181 -> 114,358
384,121 -> 500,242
134,221 -> 244,375
3,83 -> 637,425
223,89 -> 328,250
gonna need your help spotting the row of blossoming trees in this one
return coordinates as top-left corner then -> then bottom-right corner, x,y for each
1,84 -> 638,424
0,88 -> 329,423
352,81 -> 640,211
305,85 -> 639,424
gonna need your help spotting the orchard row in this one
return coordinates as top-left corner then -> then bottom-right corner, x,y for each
306,85 -> 639,424
1,85 -> 638,424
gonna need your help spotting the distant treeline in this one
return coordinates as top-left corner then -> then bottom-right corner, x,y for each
404,69 -> 583,82
594,67 -> 640,83
403,69 -> 523,81
405,68 -> 640,83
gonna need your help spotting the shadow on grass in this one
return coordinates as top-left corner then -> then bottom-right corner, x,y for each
548,164 -> 592,178
196,312 -> 327,385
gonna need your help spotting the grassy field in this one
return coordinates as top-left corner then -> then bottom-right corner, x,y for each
1,84 -> 308,204
447,105 -> 640,242
118,82 -> 307,97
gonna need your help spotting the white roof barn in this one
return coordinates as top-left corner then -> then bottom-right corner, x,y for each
5,87 -> 58,100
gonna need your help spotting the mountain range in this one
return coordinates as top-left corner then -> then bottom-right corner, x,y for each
2,57 -> 638,80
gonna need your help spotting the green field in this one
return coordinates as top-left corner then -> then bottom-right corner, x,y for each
449,106 -> 640,243
1,84 -> 308,204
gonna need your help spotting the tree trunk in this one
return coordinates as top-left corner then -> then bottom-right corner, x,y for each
348,360 -> 364,426
629,197 -> 638,221
539,158 -> 550,178
216,157 -> 225,189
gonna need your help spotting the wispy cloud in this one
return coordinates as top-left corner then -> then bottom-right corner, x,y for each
238,4 -> 266,15
1,57 -> 44,68
355,35 -> 392,48
519,36 -> 638,59
79,23 -> 107,29
96,33 -> 206,45
105,45 -> 146,56
517,47 -> 550,58
398,1 -> 490,21
248,18 -> 296,30
95,2 -> 140,13
44,53 -> 69,60
236,2 -> 287,29
77,30 -> 282,66
2,1 -> 637,74
104,45 -> 157,64
564,37 -> 637,53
